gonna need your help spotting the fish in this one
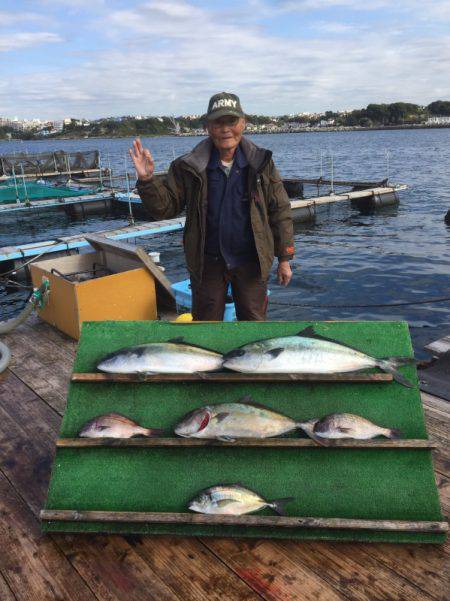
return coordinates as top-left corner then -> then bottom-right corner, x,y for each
97,337 -> 223,374
188,484 -> 294,516
298,412 -> 402,445
78,412 -> 164,438
174,396 -> 302,441
222,326 -> 415,387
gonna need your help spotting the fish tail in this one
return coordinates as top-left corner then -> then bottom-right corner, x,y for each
270,497 -> 294,516
388,428 -> 402,439
376,358 -> 416,388
144,428 -> 165,437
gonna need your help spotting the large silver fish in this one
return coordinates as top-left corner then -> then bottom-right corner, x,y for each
78,413 -> 164,438
223,326 -> 414,387
174,396 -> 301,441
188,484 -> 294,516
299,412 -> 401,445
97,337 -> 223,374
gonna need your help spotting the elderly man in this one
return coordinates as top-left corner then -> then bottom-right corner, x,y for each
130,92 -> 294,321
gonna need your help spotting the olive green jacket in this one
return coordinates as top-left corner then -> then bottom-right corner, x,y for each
136,136 -> 295,283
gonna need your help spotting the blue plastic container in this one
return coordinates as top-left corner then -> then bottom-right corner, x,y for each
171,279 -> 270,322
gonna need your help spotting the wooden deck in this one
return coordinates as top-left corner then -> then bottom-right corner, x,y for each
0,315 -> 448,600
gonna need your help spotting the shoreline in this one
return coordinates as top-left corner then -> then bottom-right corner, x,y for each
2,123 -> 450,142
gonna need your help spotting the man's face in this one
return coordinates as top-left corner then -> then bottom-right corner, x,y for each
206,116 -> 246,153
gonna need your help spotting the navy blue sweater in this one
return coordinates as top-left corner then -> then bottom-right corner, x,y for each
204,145 -> 258,268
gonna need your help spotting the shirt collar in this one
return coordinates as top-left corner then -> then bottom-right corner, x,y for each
207,144 -> 248,170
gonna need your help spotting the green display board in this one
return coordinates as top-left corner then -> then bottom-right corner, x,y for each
42,320 -> 446,543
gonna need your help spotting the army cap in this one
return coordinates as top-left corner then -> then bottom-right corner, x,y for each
205,92 -> 245,121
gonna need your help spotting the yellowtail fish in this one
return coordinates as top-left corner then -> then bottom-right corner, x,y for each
188,484 -> 294,516
223,326 -> 414,387
174,396 -> 302,441
299,412 -> 402,445
97,337 -> 223,374
78,413 -> 164,438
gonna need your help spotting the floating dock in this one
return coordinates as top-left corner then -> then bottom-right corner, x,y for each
0,218 -> 185,269
0,190 -> 115,214
0,180 -> 407,269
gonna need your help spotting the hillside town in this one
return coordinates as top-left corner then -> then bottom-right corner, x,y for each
1,100 -> 450,139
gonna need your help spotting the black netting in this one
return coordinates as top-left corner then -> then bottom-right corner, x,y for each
0,150 -> 100,176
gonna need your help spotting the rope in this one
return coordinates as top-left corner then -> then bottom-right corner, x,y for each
269,296 -> 450,309
0,279 -> 50,374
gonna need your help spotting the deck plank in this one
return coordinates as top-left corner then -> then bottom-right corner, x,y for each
2,319 -> 74,415
0,472 -> 96,601
0,572 -> 17,601
123,535 -> 261,601
274,540 -> 439,601
202,538 -> 346,601
0,372 -> 60,515
53,534 -> 182,601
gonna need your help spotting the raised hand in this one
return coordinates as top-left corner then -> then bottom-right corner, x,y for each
129,138 -> 155,181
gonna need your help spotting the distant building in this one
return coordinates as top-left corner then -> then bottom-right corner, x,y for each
426,115 -> 450,125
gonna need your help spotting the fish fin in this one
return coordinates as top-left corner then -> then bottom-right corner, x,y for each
216,499 -> 239,508
297,326 -> 373,355
214,412 -> 230,424
239,394 -> 255,404
217,435 -> 236,442
265,347 -> 284,359
312,435 -> 333,447
297,326 -> 316,337
302,429 -> 332,446
168,337 -> 222,355
389,428 -> 402,439
223,348 -> 245,360
96,425 -> 109,431
337,427 -> 352,434
376,359 -> 415,388
270,497 -> 294,516
381,356 -> 416,366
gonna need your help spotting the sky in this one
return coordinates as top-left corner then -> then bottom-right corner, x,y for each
1,0 -> 450,120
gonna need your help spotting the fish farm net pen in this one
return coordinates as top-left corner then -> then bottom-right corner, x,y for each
269,296 -> 450,309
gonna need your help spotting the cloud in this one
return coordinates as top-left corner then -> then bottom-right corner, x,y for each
0,0 -> 449,118
0,11 -> 47,25
0,32 -> 63,52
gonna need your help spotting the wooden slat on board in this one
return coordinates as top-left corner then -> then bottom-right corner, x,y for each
56,437 -> 438,449
40,510 -> 449,533
71,371 -> 394,383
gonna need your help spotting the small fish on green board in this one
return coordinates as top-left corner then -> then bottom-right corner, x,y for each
299,413 -> 402,445
188,484 -> 294,516
174,396 -> 303,441
78,413 -> 164,438
97,338 -> 223,374
223,326 -> 415,387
